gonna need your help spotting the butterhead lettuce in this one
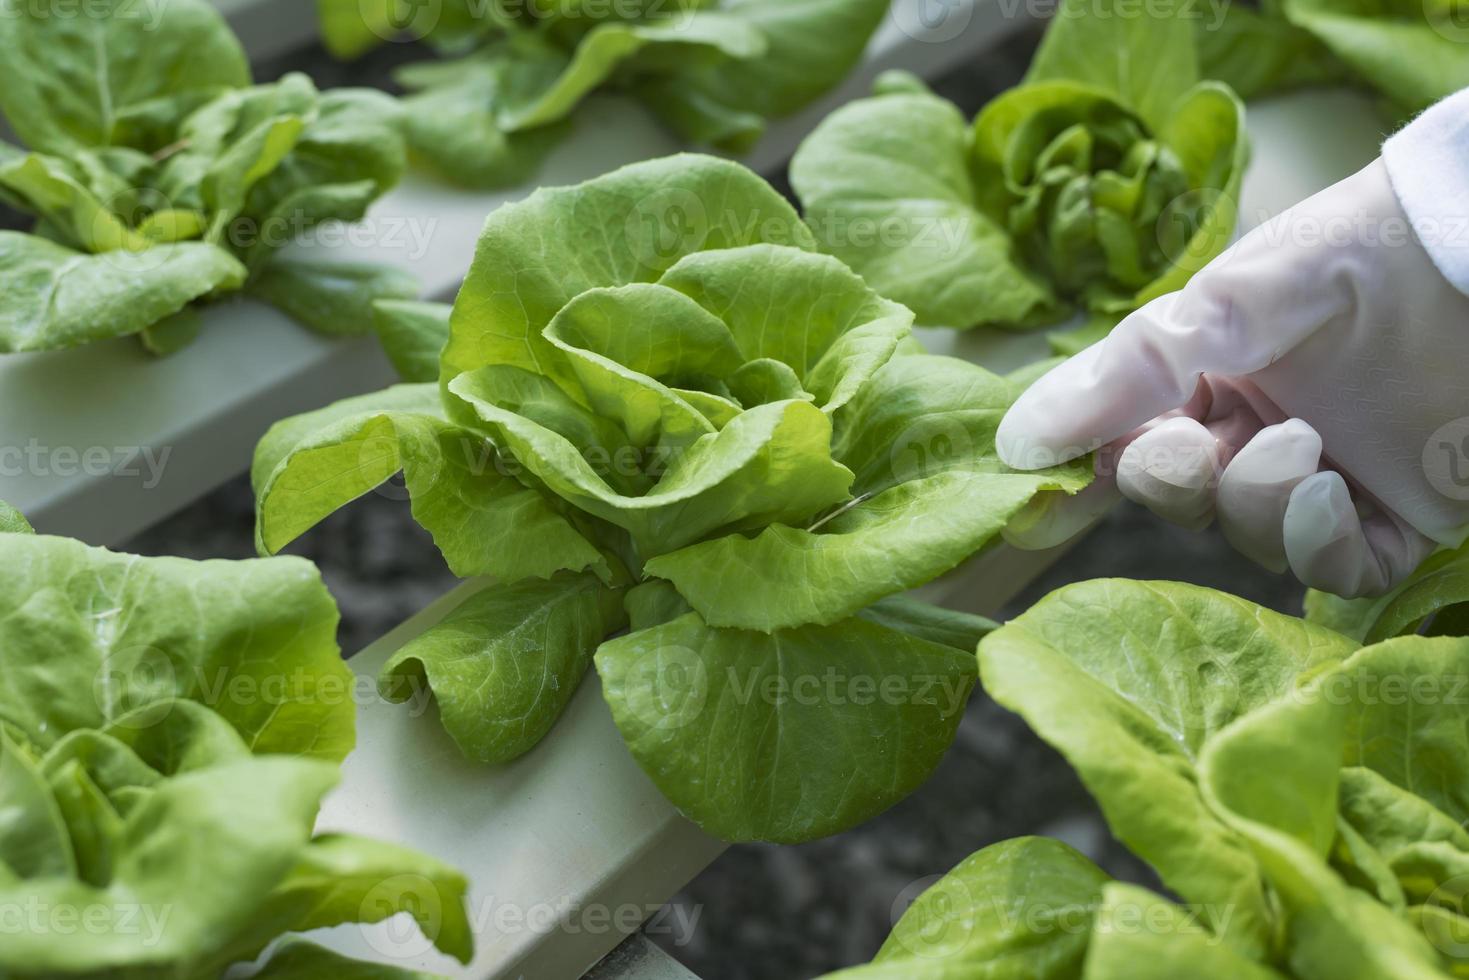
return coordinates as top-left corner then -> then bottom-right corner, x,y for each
860,578 -> 1469,979
0,0 -> 414,355
790,0 -> 1248,339
826,580 -> 1469,977
251,154 -> 1089,843
0,514 -> 472,978
316,0 -> 892,188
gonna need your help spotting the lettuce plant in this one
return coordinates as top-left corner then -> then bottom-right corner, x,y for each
831,578 -> 1469,978
250,154 -> 1089,843
1201,0 -> 1469,115
0,513 -> 472,978
790,0 -> 1248,342
0,0 -> 414,355
316,0 -> 891,188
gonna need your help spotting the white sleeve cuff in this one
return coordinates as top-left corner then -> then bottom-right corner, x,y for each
1383,87 -> 1469,299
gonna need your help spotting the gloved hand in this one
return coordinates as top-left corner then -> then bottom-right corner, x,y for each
997,158 -> 1469,598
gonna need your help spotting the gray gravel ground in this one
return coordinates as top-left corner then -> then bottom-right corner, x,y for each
113,25 -> 1309,980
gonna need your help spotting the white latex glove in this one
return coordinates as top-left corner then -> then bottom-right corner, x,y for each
997,159 -> 1469,598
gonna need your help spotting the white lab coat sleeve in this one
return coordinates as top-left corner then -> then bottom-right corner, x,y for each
1383,87 -> 1469,299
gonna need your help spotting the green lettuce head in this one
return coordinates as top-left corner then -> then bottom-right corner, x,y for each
0,0 -> 413,355
0,515 -> 471,979
825,579 -> 1469,978
791,0 -> 1248,336
253,154 -> 1090,844
316,0 -> 892,188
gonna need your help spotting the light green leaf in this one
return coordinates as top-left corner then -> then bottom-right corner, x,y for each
399,59 -> 571,191
1085,882 -> 1286,978
855,595 -> 998,653
442,153 -> 814,398
791,90 -> 1061,331
596,611 -> 976,843
1132,81 -> 1248,307
198,99 -> 310,242
1410,905 -> 1469,975
639,357 -> 1087,631
0,231 -> 245,352
1026,0 -> 1199,131
241,87 -> 408,260
624,579 -> 694,633
0,534 -> 354,762
0,501 -> 32,535
1338,636 -> 1469,826
252,384 -> 607,581
0,735 -> 75,880
645,466 -> 1084,632
0,153 -> 149,252
1338,767 -> 1469,872
1198,658 -> 1449,980
635,75 -> 766,151
375,299 -> 452,383
978,579 -> 1360,955
138,308 -> 205,357
216,833 -> 473,966
248,257 -> 420,337
0,757 -> 336,974
833,354 -> 1090,498
453,375 -> 854,558
380,574 -> 627,764
1332,808 -> 1408,910
0,0 -> 249,154
497,15 -> 766,132
823,837 -> 1109,979
658,244 -> 913,410
44,699 -> 253,788
542,283 -> 730,452
657,0 -> 892,144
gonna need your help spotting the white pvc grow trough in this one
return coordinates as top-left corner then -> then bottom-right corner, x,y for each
0,0 -> 1393,976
